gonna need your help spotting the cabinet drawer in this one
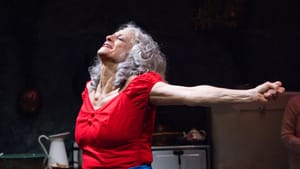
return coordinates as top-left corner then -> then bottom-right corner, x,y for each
152,149 -> 208,169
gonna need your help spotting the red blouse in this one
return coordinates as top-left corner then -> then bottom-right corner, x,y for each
75,72 -> 162,169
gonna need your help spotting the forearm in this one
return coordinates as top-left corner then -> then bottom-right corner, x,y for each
184,85 -> 256,106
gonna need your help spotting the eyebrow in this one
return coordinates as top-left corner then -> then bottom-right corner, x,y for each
116,33 -> 130,41
113,32 -> 123,38
116,34 -> 123,37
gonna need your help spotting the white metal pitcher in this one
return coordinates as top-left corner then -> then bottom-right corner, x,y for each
38,132 -> 70,168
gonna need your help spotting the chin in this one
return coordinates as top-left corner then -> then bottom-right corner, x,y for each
97,49 -> 108,57
97,48 -> 103,55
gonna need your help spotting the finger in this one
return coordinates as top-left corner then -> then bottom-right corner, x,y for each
269,82 -> 285,94
264,88 -> 284,100
277,87 -> 285,93
263,90 -> 271,98
270,82 -> 280,89
274,81 -> 282,87
264,89 -> 278,98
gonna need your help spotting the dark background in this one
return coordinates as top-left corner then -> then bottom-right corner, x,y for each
0,0 -> 299,159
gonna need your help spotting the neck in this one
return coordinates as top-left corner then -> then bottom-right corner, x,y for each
98,63 -> 117,94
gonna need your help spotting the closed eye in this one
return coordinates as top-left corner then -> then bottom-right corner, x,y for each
118,37 -> 125,42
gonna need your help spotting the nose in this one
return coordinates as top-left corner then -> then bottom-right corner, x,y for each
106,34 -> 113,41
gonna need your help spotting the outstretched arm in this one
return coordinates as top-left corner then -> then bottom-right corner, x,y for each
150,81 -> 285,106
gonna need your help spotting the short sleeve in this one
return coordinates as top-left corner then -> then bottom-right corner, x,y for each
123,71 -> 162,107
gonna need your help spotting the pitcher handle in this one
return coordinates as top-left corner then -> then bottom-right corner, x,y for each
199,130 -> 206,137
38,135 -> 49,157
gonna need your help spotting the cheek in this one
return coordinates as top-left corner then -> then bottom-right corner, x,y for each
115,46 -> 132,61
115,51 -> 129,62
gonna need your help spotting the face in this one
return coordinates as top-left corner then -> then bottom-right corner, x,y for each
97,28 -> 135,63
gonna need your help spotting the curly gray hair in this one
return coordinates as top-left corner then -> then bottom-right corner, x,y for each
88,22 -> 167,89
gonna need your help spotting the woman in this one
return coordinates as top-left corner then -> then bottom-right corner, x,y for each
75,22 -> 285,169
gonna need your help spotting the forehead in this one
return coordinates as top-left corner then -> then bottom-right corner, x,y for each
114,28 -> 135,37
